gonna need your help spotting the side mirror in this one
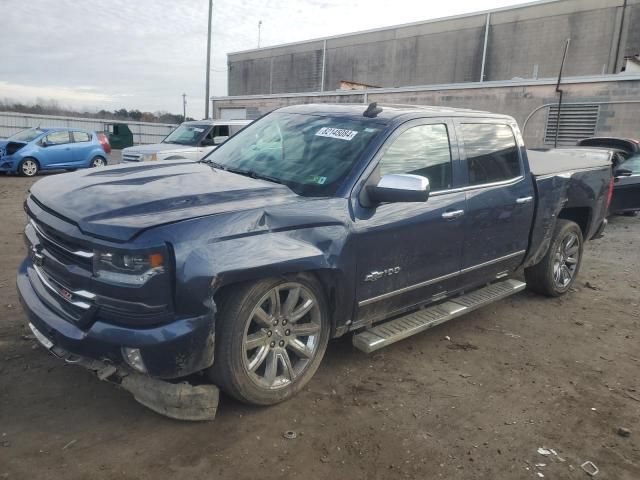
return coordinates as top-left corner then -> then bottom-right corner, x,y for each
213,135 -> 229,145
40,141 -> 49,147
201,138 -> 215,147
367,174 -> 430,204
615,167 -> 633,177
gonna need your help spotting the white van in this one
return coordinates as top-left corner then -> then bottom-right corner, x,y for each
121,119 -> 250,163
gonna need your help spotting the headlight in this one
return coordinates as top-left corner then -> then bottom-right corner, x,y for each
141,153 -> 158,162
93,250 -> 165,286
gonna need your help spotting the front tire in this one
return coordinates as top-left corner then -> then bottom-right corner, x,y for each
210,274 -> 330,406
18,158 -> 39,177
525,219 -> 583,297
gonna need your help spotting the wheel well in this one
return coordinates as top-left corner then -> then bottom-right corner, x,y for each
21,156 -> 40,166
558,207 -> 591,237
213,269 -> 344,336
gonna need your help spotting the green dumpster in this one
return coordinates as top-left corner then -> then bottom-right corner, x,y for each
105,123 -> 134,149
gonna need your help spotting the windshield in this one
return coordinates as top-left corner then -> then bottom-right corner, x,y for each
201,112 -> 384,196
8,128 -> 45,142
621,154 -> 640,174
163,124 -> 209,145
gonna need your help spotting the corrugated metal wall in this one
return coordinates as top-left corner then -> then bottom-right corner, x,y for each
0,111 -> 177,145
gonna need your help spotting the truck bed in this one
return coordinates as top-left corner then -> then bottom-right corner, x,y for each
524,148 -> 612,269
527,148 -> 613,176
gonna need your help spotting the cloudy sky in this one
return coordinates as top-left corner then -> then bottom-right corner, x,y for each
0,0 -> 532,119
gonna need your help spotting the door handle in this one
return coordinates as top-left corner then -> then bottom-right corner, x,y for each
442,209 -> 465,219
516,196 -> 533,204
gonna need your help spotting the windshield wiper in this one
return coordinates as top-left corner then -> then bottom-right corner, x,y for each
199,161 -> 286,185
200,159 -> 227,170
219,166 -> 285,185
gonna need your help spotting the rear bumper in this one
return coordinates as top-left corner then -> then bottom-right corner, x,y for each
17,258 -> 215,379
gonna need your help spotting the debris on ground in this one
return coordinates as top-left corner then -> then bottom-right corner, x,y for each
537,448 -> 552,456
584,282 -> 600,290
581,461 -> 599,476
283,431 -> 297,440
616,427 -> 631,437
62,439 -> 77,450
446,342 -> 478,351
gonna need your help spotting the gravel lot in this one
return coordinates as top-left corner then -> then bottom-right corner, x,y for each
0,168 -> 638,480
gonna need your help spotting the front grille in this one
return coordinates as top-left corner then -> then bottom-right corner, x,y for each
30,219 -> 93,269
28,264 -> 96,326
122,153 -> 141,162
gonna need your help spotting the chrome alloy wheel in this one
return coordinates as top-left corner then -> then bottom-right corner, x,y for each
21,159 -> 38,176
553,231 -> 580,288
242,282 -> 322,390
91,157 -> 106,167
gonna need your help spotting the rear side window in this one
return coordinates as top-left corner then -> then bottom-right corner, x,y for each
212,125 -> 230,137
73,131 -> 90,142
379,124 -> 452,191
461,124 -> 521,185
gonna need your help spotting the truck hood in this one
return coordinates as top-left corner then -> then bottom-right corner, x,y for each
124,143 -> 195,155
29,161 -> 299,242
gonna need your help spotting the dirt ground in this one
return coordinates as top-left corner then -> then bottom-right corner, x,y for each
0,169 -> 638,480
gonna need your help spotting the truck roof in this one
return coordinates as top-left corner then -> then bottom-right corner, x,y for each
278,103 -> 515,122
183,119 -> 251,126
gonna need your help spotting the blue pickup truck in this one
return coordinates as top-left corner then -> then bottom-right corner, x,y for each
17,104 -> 613,419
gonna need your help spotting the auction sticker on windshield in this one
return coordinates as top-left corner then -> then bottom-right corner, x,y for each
315,127 -> 358,141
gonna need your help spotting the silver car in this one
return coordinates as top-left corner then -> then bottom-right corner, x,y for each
121,119 -> 250,163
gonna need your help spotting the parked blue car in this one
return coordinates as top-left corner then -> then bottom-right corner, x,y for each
0,127 -> 109,177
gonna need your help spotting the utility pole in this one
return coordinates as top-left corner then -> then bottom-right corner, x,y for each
182,93 -> 187,121
258,20 -> 262,48
205,0 -> 213,119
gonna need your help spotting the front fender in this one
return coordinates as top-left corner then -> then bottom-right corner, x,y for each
176,225 -> 355,336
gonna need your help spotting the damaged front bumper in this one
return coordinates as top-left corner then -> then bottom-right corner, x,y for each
17,259 -> 219,420
29,322 -> 219,421
0,157 -> 16,172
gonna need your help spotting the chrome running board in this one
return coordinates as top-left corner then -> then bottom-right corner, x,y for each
352,279 -> 526,353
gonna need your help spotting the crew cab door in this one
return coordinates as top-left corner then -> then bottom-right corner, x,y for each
455,121 -> 535,287
352,119 -> 466,325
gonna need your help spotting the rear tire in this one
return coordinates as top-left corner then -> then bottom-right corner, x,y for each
90,156 -> 107,167
525,219 -> 583,297
209,274 -> 330,406
18,158 -> 39,177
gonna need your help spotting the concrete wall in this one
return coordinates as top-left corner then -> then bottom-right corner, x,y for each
212,76 -> 640,149
228,0 -> 640,96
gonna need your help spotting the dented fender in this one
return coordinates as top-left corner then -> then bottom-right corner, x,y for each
143,197 -> 358,336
